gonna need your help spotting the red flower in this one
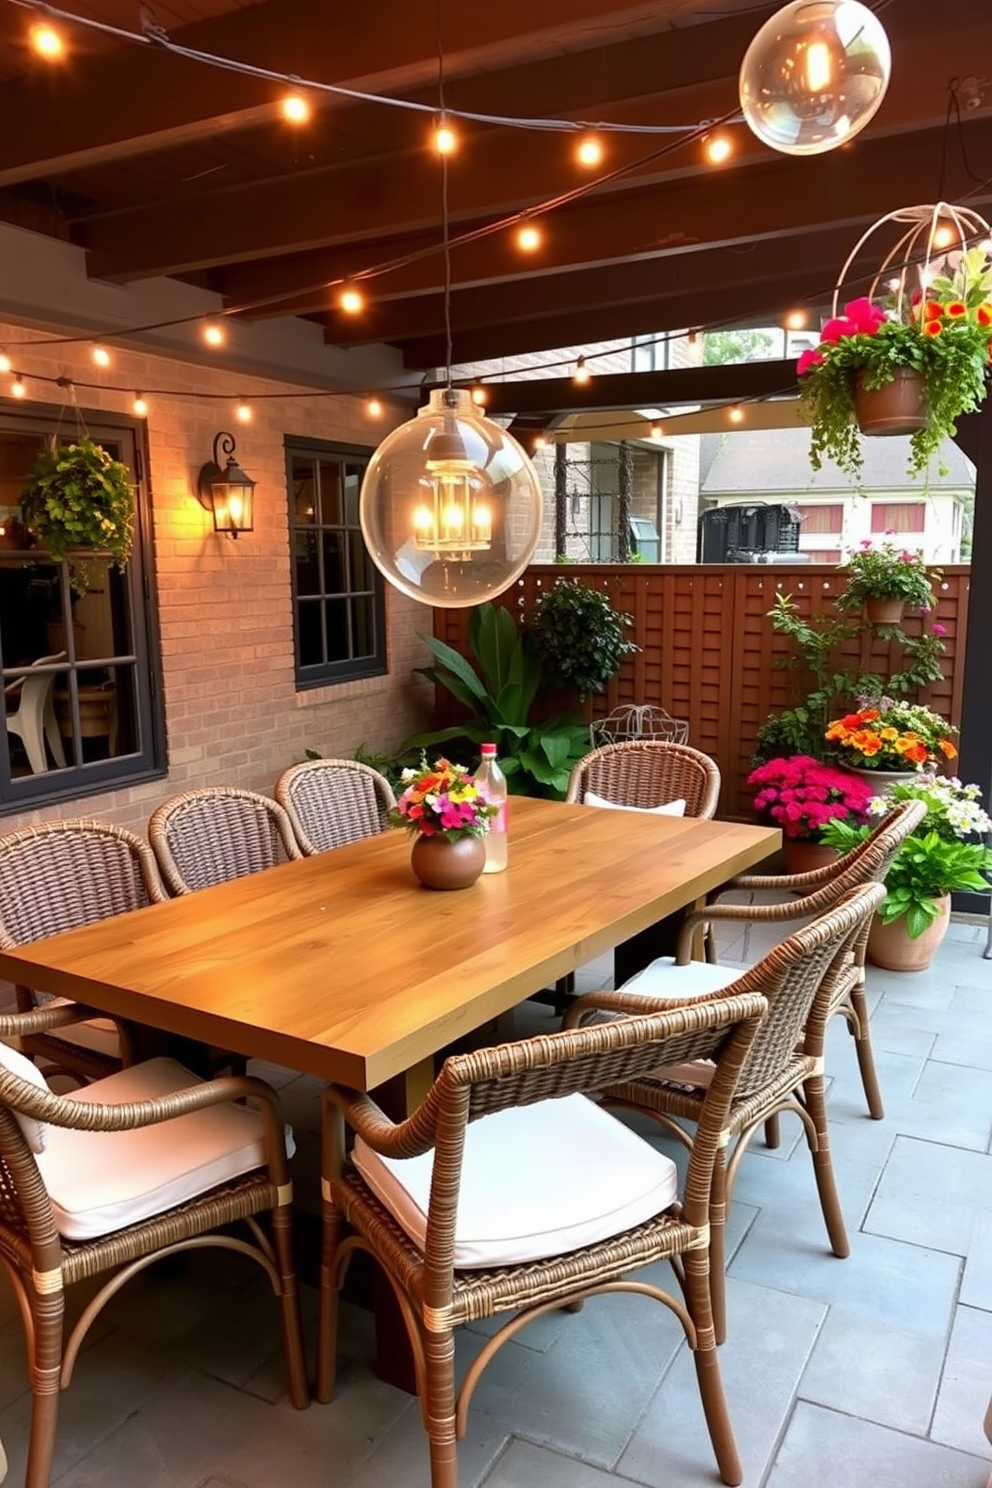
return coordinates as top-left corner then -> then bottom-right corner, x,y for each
977,303 -> 992,327
819,316 -> 858,344
842,297 -> 887,334
945,301 -> 968,319
797,348 -> 825,375
923,319 -> 943,337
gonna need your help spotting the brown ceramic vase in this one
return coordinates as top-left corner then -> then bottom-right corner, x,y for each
410,833 -> 487,891
863,596 -> 906,626
866,894 -> 951,972
853,366 -> 928,436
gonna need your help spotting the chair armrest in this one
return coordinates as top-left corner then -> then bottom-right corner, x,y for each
0,1066 -> 285,1136
718,861 -> 842,895
323,1084 -> 441,1160
0,1002 -> 105,1038
562,984 -> 745,1029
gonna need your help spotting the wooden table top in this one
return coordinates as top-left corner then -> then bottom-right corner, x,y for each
0,798 -> 778,1089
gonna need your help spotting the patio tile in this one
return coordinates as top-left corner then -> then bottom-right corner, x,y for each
931,1305 -> 992,1458
765,1401 -> 989,1488
798,1309 -> 944,1434
961,1211 -> 992,1311
863,1135 -> 992,1256
481,1438 -> 641,1488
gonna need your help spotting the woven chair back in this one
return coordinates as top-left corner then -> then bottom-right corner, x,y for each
0,820 -> 165,947
149,786 -> 301,895
275,758 -> 396,855
565,740 -> 721,819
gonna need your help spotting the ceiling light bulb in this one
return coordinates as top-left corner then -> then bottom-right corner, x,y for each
739,0 -> 891,157
281,94 -> 310,124
340,286 -> 364,314
11,375 -> 26,399
29,21 -> 64,59
203,321 -> 226,347
533,436 -> 547,450
0,350 -> 10,375
471,386 -> 487,406
785,310 -> 808,329
366,397 -> 383,419
704,133 -> 733,164
572,356 -> 591,385
92,344 -> 111,368
932,224 -> 955,250
576,135 -> 603,168
236,400 -> 252,424
133,393 -> 148,417
650,422 -> 663,441
516,224 -> 542,253
729,405 -> 745,424
434,120 -> 457,155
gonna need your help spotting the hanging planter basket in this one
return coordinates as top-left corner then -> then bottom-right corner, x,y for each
852,365 -> 928,437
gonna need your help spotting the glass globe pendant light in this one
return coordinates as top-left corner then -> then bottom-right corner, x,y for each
739,0 -> 891,157
359,386 -> 543,608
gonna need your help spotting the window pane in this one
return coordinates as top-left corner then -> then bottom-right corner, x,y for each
323,597 -> 350,662
871,502 -> 925,533
350,596 -> 375,658
294,530 -> 320,595
343,467 -> 362,525
298,600 -> 324,666
348,530 -> 373,590
292,461 -> 317,525
319,462 -> 343,525
322,531 -> 345,593
797,503 -> 843,534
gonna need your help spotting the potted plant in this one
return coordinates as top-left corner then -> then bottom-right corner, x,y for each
747,754 -> 875,873
797,241 -> 992,482
835,539 -> 938,625
530,579 -> 638,701
822,776 -> 992,967
389,756 -> 498,890
824,699 -> 958,780
21,438 -> 135,583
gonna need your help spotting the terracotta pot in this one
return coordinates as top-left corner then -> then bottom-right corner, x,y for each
783,839 -> 840,876
853,366 -> 929,436
867,894 -> 951,971
410,833 -> 486,891
864,596 -> 906,626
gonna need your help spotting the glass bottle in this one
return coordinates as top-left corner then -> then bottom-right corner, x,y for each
473,743 -> 508,872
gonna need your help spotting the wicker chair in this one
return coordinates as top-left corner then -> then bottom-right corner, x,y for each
566,739 -> 721,819
0,1003 -> 308,1488
0,820 -> 167,1084
149,786 -> 302,896
317,991 -> 770,1488
698,797 -> 927,1122
274,758 -> 396,856
565,881 -> 885,1344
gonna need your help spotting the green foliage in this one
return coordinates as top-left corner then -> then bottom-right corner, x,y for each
834,541 -> 938,611
21,439 -> 134,581
821,817 -> 991,937
703,328 -> 777,365
530,580 -> 638,700
400,602 -> 590,798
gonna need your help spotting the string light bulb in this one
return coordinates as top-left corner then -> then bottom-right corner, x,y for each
339,285 -> 365,315
202,321 -> 226,348
29,20 -> 64,59
0,350 -> 10,376
433,117 -> 457,155
471,385 -> 487,406
572,355 -> 591,385
533,436 -> 547,450
576,135 -> 604,167
235,399 -> 252,424
281,94 -> 310,124
516,224 -> 542,253
366,397 -> 383,419
728,404 -> 745,424
704,133 -> 733,164
784,309 -> 808,329
11,374 -> 26,399
931,223 -> 956,250
650,421 -> 663,442
91,344 -> 111,368
739,0 -> 891,156
133,393 -> 148,417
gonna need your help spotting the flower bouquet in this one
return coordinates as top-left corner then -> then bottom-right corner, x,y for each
834,539 -> 937,614
390,757 -> 497,840
747,755 -> 875,840
825,700 -> 958,772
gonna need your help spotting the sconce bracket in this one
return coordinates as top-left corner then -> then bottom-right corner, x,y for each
197,460 -> 223,511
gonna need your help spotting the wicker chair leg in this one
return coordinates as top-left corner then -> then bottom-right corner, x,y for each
26,1290 -> 64,1488
848,985 -> 885,1120
804,1078 -> 850,1259
26,1387 -> 60,1488
709,1149 -> 729,1346
763,1113 -> 781,1149
270,1210 -> 310,1409
683,1250 -> 743,1487
424,1327 -> 459,1488
315,1205 -> 346,1404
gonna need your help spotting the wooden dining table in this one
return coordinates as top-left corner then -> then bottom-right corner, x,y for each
0,796 -> 779,1098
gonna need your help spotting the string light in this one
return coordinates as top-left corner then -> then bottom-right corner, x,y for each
133,393 -> 148,417
650,421 -> 664,441
202,321 -> 226,347
11,374 -> 26,399
91,344 -> 111,367
572,355 -> 591,385
470,385 -> 487,406
728,404 -> 745,423
366,397 -> 383,418
533,436 -> 547,450
0,350 -> 10,375
704,133 -> 733,164
281,94 -> 310,124
339,286 -> 365,314
784,310 -> 807,329
433,117 -> 457,155
235,398 -> 252,423
516,224 -> 542,252
576,135 -> 604,167
932,223 -> 956,249
29,20 -> 64,59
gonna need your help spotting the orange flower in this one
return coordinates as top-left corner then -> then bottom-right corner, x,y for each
940,739 -> 958,758
923,319 -> 943,337
920,301 -> 943,320
944,301 -> 968,319
977,303 -> 992,327
852,730 -> 881,755
879,726 -> 899,741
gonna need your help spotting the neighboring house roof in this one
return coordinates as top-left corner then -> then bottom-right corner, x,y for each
700,427 -> 976,496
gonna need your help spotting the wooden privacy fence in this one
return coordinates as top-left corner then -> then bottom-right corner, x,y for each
431,563 -> 970,820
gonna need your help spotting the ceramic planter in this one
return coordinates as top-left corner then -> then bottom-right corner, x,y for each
867,894 -> 951,971
410,833 -> 486,890
863,596 -> 906,626
782,839 -> 840,876
853,366 -> 928,437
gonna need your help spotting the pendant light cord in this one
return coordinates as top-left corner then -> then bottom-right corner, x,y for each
436,0 -> 453,395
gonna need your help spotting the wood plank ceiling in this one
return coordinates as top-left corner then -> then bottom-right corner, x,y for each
0,0 -> 990,376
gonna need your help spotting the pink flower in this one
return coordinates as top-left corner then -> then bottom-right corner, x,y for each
797,348 -> 824,375
932,623 -> 946,635
842,297 -> 887,334
819,316 -> 857,344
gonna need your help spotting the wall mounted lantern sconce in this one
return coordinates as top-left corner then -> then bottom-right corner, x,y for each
197,431 -> 256,537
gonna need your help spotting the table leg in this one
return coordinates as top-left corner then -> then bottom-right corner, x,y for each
613,908 -> 687,985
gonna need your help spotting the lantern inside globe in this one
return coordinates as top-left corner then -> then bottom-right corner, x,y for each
739,0 -> 891,157
359,387 -> 544,608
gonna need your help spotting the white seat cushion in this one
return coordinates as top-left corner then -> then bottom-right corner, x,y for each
584,790 -> 686,817
37,1058 -> 267,1242
0,1040 -> 52,1153
620,957 -> 742,1000
353,1091 -> 678,1269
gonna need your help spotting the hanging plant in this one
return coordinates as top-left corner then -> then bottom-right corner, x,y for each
530,580 -> 638,700
21,438 -> 135,575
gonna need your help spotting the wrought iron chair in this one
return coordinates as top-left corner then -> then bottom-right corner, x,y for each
0,1004 -> 308,1488
564,881 -> 885,1344
0,820 -> 166,1084
317,990 -> 769,1488
275,757 -> 396,855
149,786 -> 302,896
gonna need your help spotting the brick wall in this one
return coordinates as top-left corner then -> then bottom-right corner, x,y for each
0,321 -> 435,834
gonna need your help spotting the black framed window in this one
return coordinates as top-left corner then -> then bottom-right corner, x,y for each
0,406 -> 163,810
286,438 -> 386,687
